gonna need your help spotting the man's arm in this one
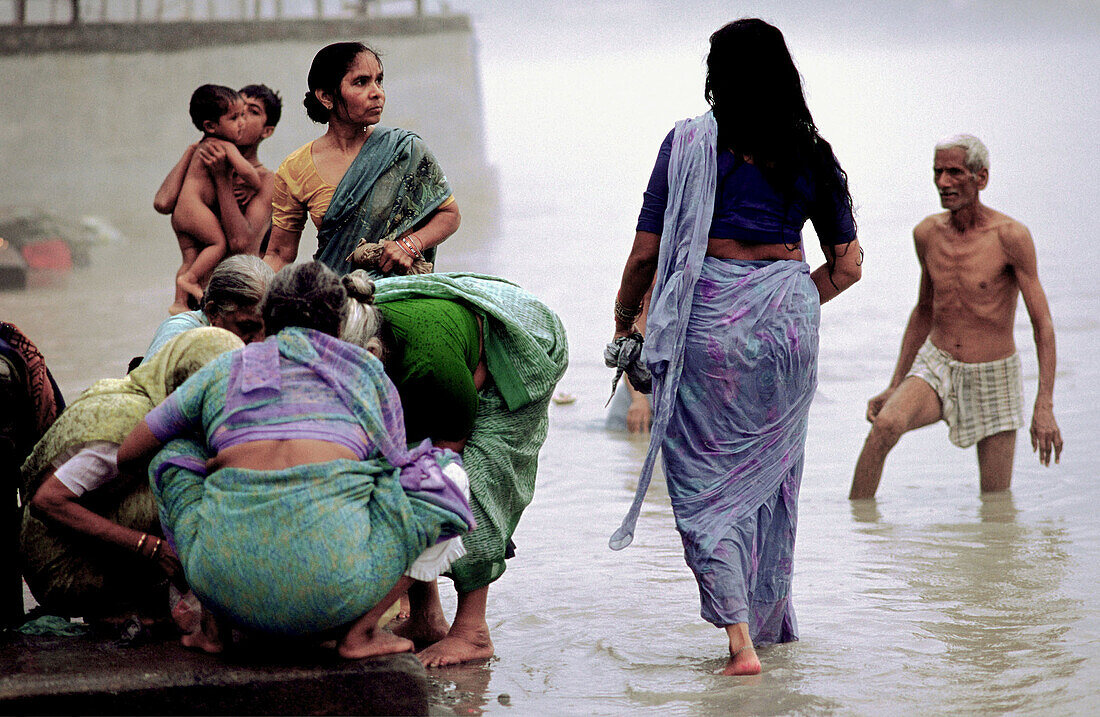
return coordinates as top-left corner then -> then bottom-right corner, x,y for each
216,141 -> 263,191
153,143 -> 198,214
209,160 -> 273,256
1003,223 -> 1063,465
867,228 -> 934,421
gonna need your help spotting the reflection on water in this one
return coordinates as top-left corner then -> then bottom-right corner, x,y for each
842,492 -> 1083,714
428,662 -> 495,715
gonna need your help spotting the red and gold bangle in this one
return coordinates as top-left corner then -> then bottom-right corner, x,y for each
393,239 -> 417,259
400,235 -> 426,260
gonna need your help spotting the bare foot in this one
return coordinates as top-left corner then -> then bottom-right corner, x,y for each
391,581 -> 449,646
176,275 -> 204,305
397,594 -> 411,620
719,645 -> 761,676
392,611 -> 450,646
338,627 -> 414,659
180,608 -> 223,654
417,624 -> 494,667
168,301 -> 191,316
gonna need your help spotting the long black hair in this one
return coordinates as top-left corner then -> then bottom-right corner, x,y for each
705,19 -> 852,215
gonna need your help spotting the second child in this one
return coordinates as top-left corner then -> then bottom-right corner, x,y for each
167,84 -> 262,314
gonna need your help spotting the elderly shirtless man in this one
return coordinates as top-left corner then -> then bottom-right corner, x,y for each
850,134 -> 1063,499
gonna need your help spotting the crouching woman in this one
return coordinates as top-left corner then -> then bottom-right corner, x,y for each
119,262 -> 474,657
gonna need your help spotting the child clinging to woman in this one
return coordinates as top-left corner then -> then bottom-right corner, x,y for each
166,84 -> 262,315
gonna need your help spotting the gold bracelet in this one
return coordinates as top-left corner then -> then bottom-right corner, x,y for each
136,533 -> 149,554
150,538 -> 162,559
614,298 -> 642,325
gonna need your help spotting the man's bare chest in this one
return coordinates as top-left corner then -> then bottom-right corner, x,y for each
926,232 -> 1014,301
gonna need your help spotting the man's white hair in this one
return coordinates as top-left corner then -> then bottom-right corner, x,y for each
935,133 -> 989,174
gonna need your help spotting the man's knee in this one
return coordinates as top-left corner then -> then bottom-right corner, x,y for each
867,410 -> 908,450
870,378 -> 941,449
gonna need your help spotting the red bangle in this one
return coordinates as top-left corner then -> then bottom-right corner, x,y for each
400,236 -> 425,260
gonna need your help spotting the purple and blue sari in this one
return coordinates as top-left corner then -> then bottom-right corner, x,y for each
611,112 -> 819,643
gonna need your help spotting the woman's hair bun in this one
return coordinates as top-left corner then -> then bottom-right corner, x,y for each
303,90 -> 330,124
342,270 -> 377,303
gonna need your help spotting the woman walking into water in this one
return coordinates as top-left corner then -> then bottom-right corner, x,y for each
609,18 -> 862,675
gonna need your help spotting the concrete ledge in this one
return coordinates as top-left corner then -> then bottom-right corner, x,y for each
0,15 -> 472,56
0,631 -> 428,715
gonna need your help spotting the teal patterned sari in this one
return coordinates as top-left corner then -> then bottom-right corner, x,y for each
315,126 -> 452,277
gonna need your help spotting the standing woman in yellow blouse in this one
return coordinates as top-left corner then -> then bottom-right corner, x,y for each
264,41 -> 460,277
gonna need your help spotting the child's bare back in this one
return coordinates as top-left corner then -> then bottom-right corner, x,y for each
171,146 -> 223,257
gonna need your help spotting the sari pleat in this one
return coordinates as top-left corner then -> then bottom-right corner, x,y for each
665,257 -> 817,640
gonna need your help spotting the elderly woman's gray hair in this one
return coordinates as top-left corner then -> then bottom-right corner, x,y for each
340,270 -> 387,361
262,261 -> 348,337
202,254 -> 275,319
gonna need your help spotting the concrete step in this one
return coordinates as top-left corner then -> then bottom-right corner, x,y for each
0,631 -> 428,715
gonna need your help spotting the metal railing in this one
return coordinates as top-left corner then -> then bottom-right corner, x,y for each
2,0 -> 433,26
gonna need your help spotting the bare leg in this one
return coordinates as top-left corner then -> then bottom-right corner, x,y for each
170,270 -> 195,315
720,623 -> 761,676
977,430 -> 1017,493
179,238 -> 226,306
417,585 -> 494,667
850,377 -> 942,499
170,238 -> 201,315
392,579 -> 450,645
172,196 -> 228,307
180,604 -> 225,654
338,576 -> 416,659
